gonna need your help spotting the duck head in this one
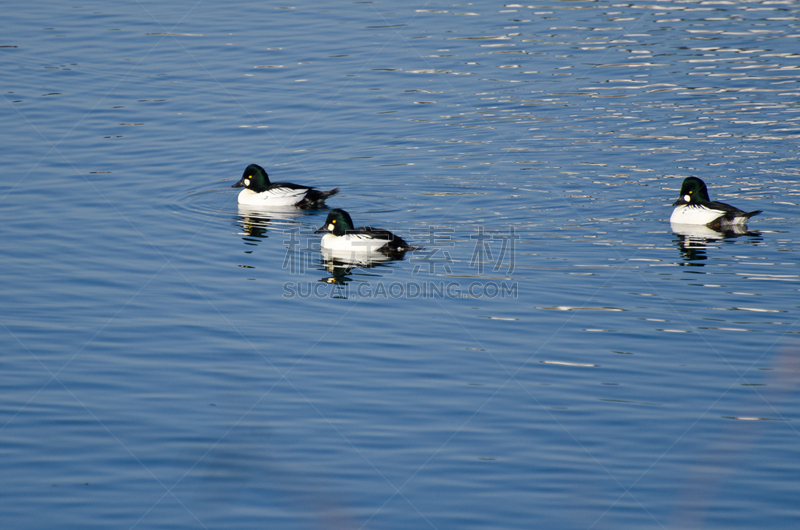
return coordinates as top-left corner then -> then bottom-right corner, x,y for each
315,208 -> 355,236
674,176 -> 711,206
232,164 -> 271,192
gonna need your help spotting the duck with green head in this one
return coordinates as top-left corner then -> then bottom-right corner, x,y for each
315,208 -> 418,254
232,163 -> 338,208
670,176 -> 761,230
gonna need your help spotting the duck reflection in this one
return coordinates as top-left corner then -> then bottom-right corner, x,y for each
671,221 -> 761,265
318,248 -> 404,284
234,205 -> 303,247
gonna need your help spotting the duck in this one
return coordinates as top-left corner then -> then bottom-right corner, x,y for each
670,176 -> 761,229
232,164 -> 338,208
315,208 -> 418,254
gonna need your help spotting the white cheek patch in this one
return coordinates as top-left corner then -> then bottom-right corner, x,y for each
328,223 -> 335,231
244,179 -> 250,186
683,194 -> 690,202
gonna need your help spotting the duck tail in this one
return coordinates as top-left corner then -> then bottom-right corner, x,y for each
744,209 -> 762,219
709,208 -> 763,230
384,235 -> 422,254
296,188 -> 339,209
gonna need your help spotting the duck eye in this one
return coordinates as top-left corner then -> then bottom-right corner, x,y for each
332,219 -> 336,223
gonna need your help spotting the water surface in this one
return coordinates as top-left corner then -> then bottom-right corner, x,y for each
2,1 -> 800,529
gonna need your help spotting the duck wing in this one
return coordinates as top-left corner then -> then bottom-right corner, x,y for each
353,226 -> 418,252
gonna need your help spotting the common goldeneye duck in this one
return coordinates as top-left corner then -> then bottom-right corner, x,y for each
314,208 -> 418,254
670,176 -> 761,229
232,163 -> 338,208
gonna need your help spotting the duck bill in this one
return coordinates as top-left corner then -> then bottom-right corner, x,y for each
314,226 -> 329,234
231,177 -> 245,188
673,198 -> 687,206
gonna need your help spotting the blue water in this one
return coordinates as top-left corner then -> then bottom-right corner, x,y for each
3,1 -> 800,528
